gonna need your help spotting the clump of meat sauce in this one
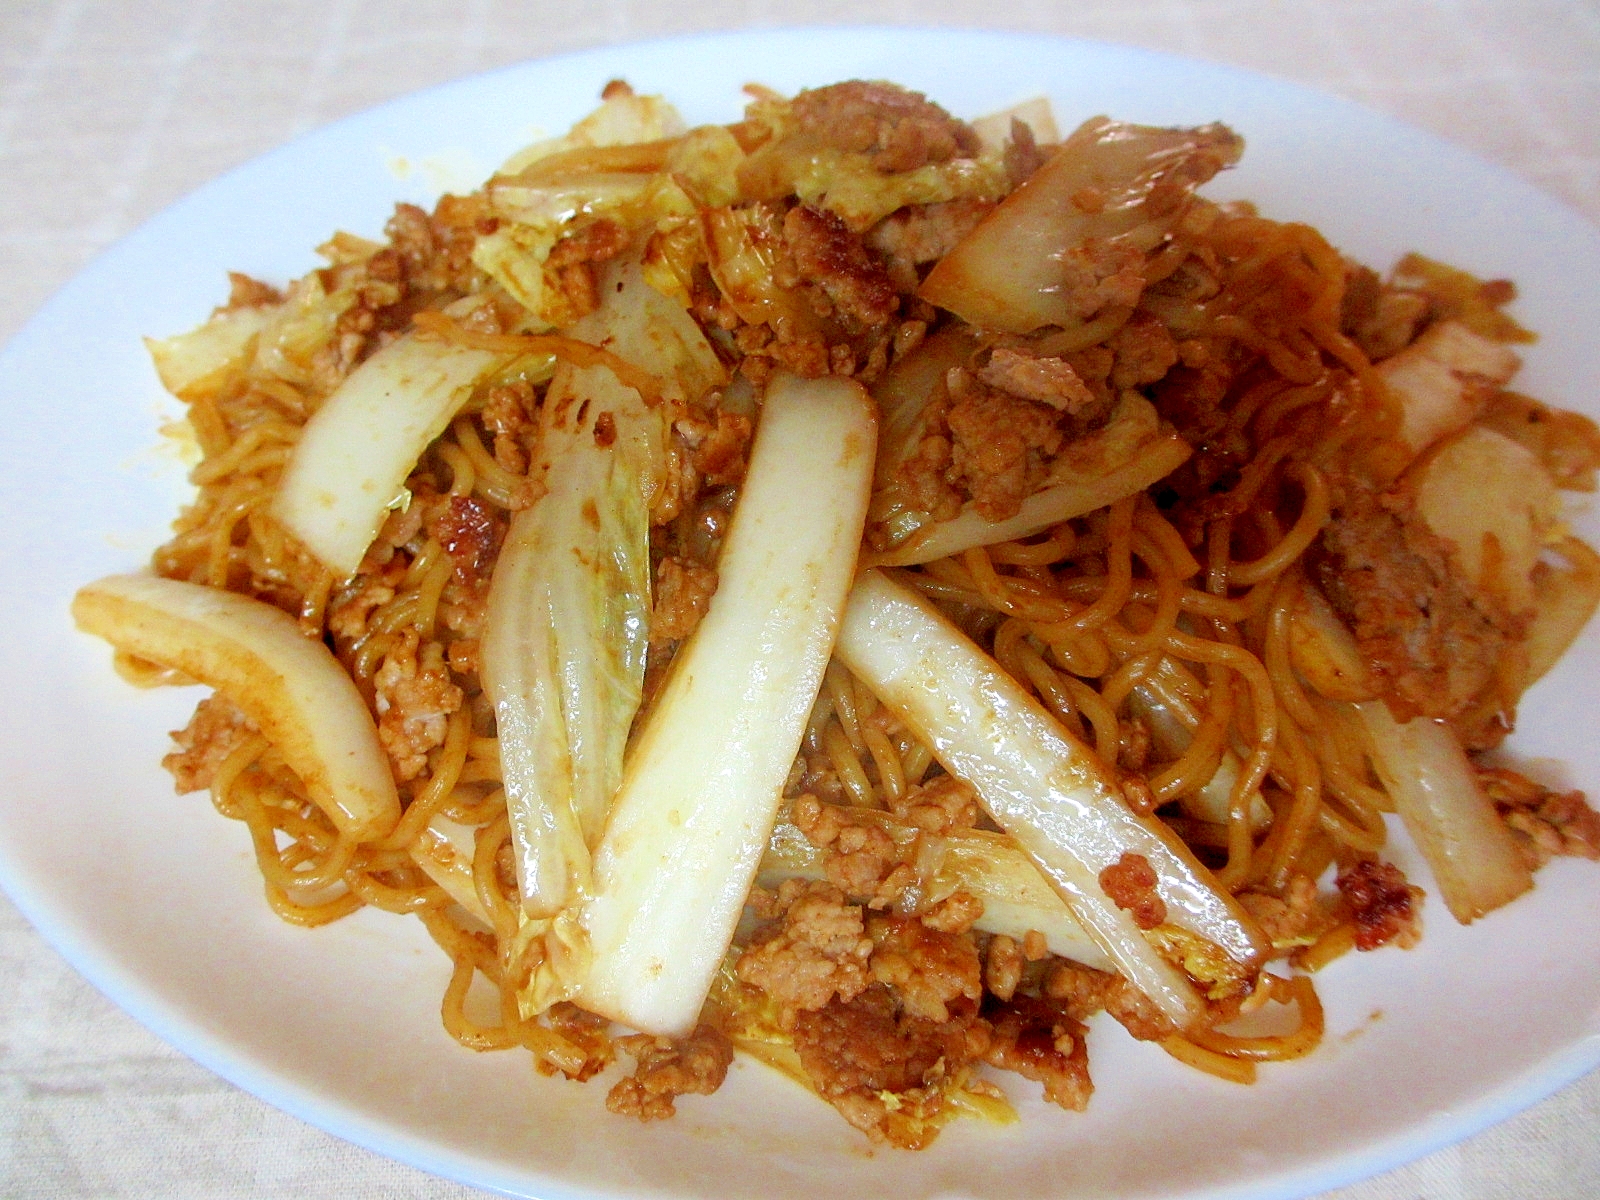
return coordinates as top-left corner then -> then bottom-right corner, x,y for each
716,785 -> 1178,1148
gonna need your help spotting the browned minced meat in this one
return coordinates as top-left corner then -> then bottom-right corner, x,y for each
1237,873 -> 1322,950
163,694 -> 255,794
479,380 -> 538,476
978,346 -> 1097,414
866,198 -> 993,291
650,555 -> 718,644
867,913 -> 984,1023
541,1002 -> 614,1082
1479,765 -> 1600,869
982,993 -> 1093,1111
1042,960 -> 1175,1042
605,1024 -> 734,1120
1003,117 -> 1048,187
428,494 -> 502,585
791,984 -> 986,1146
983,934 -> 1026,1002
1056,236 -> 1146,321
1109,312 -> 1181,390
736,879 -> 875,1026
386,194 -> 494,297
546,216 -> 631,320
945,367 -> 1065,521
789,80 -> 980,173
890,429 -> 962,525
674,403 -> 753,487
303,197 -> 492,393
1117,716 -> 1154,774
325,562 -> 402,642
782,204 -> 898,327
1315,483 -> 1518,732
1336,859 -> 1423,951
372,630 -> 464,782
886,773 -> 982,834
1097,852 -> 1167,931
789,793 -> 921,906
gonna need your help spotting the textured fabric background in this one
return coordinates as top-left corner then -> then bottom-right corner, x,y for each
2,2 -> 1598,1197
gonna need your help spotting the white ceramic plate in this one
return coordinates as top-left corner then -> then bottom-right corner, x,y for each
2,27 -> 1599,1200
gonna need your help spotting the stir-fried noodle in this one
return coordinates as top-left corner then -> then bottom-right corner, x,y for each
76,79 -> 1600,1147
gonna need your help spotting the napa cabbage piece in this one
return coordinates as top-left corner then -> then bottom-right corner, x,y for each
1379,320 -> 1521,459
735,93 -> 1009,233
72,574 -> 400,841
497,89 -> 688,177
484,255 -> 725,928
481,409 -> 651,920
473,90 -> 702,330
836,569 -> 1268,1029
410,812 -> 492,926
251,273 -> 362,387
271,323 -> 511,575
870,389 -> 1192,566
1525,535 -> 1600,686
475,174 -> 699,330
1287,583 -> 1380,703
969,97 -> 1061,155
146,304 -> 273,401
919,117 -> 1243,334
700,204 -> 828,341
1356,702 -> 1532,923
1409,423 -> 1561,618
759,803 -> 1112,970
566,374 -> 877,1037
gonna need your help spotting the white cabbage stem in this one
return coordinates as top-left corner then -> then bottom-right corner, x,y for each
759,806 -> 1112,971
836,569 -> 1268,1029
484,254 -> 722,922
72,574 -> 399,840
273,331 -> 509,575
871,394 -> 1190,566
919,118 -> 1243,334
573,373 -> 877,1036
1356,702 -> 1532,923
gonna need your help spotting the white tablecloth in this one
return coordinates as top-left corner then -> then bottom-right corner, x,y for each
2,2 -> 1597,1196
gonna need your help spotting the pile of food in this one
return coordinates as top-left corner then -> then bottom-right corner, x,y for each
72,78 -> 1600,1148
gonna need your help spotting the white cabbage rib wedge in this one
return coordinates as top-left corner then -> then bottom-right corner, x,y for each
572,373 -> 877,1036
484,255 -> 724,924
273,330 -> 509,575
1356,702 -> 1532,923
836,569 -> 1267,1029
759,804 -> 1112,971
72,574 -> 400,841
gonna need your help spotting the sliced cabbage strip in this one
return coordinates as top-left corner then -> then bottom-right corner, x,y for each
919,117 -> 1243,334
759,804 -> 1111,971
272,331 -> 509,575
573,373 -> 877,1036
72,574 -> 400,841
1356,702 -> 1532,923
836,569 -> 1268,1029
146,305 -> 272,401
484,255 -> 726,922
410,813 -> 493,926
482,391 -> 652,920
871,392 -> 1191,566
